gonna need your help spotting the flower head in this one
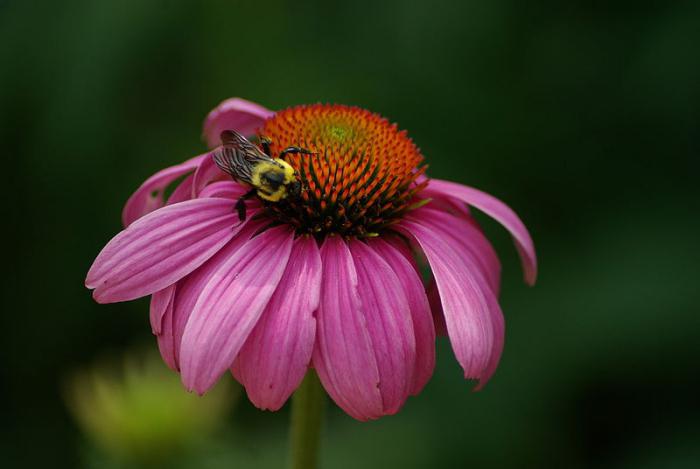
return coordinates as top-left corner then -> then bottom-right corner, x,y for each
258,104 -> 427,237
86,98 -> 537,421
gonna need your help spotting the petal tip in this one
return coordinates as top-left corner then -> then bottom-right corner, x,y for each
91,289 -> 108,304
202,97 -> 274,148
524,260 -> 538,286
471,380 -> 487,392
181,373 -> 211,396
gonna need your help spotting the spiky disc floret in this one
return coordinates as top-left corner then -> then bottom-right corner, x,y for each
259,104 -> 428,237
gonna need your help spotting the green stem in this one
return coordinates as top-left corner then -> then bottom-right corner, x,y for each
289,370 -> 325,469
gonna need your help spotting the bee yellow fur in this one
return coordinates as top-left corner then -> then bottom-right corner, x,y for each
251,159 -> 295,202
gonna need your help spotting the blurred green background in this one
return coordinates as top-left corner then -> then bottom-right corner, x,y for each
2,0 -> 699,467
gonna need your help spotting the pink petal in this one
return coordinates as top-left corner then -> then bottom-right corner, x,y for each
202,97 -> 274,148
179,226 -> 294,394
397,218 -> 504,388
149,285 -> 176,335
368,237 -> 435,396
121,154 -> 206,227
349,240 -> 416,414
166,173 -> 195,205
477,291 -> 504,391
423,178 -> 537,285
385,235 -> 449,337
422,193 -> 471,219
191,153 -> 227,198
199,180 -> 248,200
233,236 -> 321,410
198,180 -> 264,215
87,198 -> 243,303
156,285 -> 178,370
312,236 -> 383,421
167,219 -> 265,370
415,208 -> 501,296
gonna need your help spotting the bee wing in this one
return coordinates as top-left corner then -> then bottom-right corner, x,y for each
213,130 -> 272,183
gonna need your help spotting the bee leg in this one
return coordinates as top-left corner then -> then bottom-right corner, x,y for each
235,198 -> 247,221
235,189 -> 257,221
260,136 -> 272,156
279,146 -> 315,159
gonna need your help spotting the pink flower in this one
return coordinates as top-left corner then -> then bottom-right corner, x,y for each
86,98 -> 537,421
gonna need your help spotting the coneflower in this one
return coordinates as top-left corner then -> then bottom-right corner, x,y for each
86,98 -> 537,422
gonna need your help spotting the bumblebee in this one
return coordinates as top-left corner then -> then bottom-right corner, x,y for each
212,130 -> 313,220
